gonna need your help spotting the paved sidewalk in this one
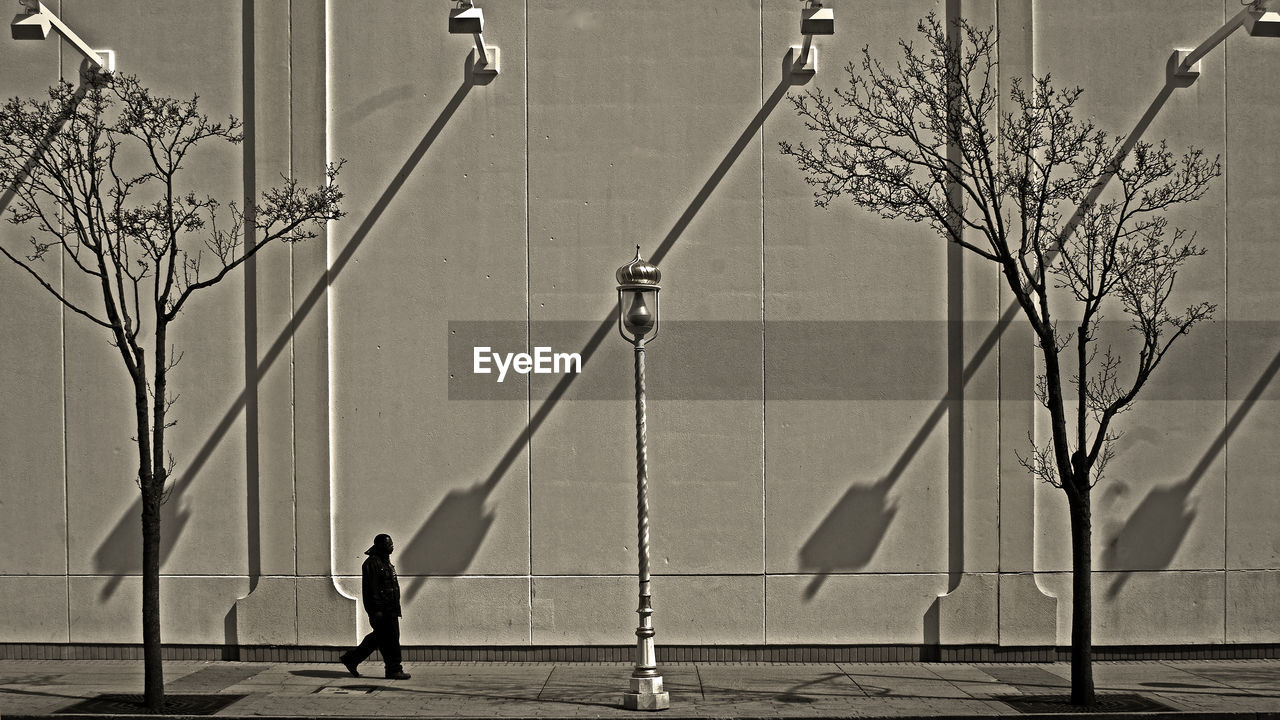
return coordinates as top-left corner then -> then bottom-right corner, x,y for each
1,658 -> 1278,719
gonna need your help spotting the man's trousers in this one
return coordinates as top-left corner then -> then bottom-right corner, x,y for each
347,613 -> 402,673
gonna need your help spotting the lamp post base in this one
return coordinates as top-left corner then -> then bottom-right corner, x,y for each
622,675 -> 669,711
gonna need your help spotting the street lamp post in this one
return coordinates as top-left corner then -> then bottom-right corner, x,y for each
615,247 -> 669,712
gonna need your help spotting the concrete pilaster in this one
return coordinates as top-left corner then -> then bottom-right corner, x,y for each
991,0 -> 1058,647
234,0 -> 356,647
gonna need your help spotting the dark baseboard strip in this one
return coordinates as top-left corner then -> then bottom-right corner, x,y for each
1,643 -> 1278,663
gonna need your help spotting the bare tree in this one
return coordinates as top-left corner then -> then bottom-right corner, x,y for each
781,15 -> 1219,705
0,73 -> 344,711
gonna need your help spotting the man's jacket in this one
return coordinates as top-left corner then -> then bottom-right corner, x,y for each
361,552 -> 402,617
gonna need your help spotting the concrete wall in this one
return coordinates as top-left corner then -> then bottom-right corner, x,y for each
1,0 -> 1277,650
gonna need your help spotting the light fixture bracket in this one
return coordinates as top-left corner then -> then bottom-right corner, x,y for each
789,45 -> 817,75
470,45 -> 499,77
1172,49 -> 1201,77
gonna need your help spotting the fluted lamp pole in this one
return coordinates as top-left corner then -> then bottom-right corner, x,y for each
615,247 -> 669,712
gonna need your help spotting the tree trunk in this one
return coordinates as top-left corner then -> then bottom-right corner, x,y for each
117,321 -> 163,711
129,354 -> 164,710
143,329 -> 168,711
1067,488 -> 1095,706
141,477 -> 164,710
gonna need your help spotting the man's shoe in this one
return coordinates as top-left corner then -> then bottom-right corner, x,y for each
385,670 -> 411,680
339,653 -> 360,677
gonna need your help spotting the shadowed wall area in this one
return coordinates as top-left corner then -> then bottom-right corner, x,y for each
1,0 -> 1279,652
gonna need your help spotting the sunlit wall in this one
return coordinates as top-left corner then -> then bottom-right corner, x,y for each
1,0 -> 1277,651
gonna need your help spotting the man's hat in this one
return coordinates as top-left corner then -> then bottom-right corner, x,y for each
366,533 -> 393,555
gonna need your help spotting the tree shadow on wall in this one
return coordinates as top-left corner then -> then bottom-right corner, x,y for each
393,52 -> 810,598
799,475 -> 899,600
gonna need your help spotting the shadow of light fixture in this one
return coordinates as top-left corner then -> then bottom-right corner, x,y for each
448,0 -> 498,77
10,0 -> 114,72
791,0 -> 834,76
1173,0 -> 1278,78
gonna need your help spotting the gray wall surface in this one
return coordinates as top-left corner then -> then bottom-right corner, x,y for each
1,0 -> 1278,649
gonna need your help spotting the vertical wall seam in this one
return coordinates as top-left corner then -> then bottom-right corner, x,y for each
525,0 -> 534,645
1028,0 -> 1042,598
62,208 -> 70,643
287,0 -> 299,583
994,0 -> 1003,643
58,0 -> 70,642
758,0 -> 767,645
1221,0 -> 1230,644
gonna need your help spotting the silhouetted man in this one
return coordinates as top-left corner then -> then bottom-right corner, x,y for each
340,533 -> 410,679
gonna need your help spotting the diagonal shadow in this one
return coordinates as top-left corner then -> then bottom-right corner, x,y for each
777,672 -> 865,699
331,682 -> 617,711
1100,471 -> 1197,599
844,669 -> 1280,700
800,35 -> 1199,599
290,667 -> 636,711
1103,345 -> 1280,598
91,69 -> 476,595
0,687 -> 87,701
799,475 -> 900,599
799,299 -> 1011,597
399,52 -> 809,601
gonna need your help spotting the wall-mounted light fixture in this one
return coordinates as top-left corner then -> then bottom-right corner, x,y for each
1244,4 -> 1280,36
1173,0 -> 1278,78
11,0 -> 114,73
791,1 -> 834,76
448,0 -> 498,77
